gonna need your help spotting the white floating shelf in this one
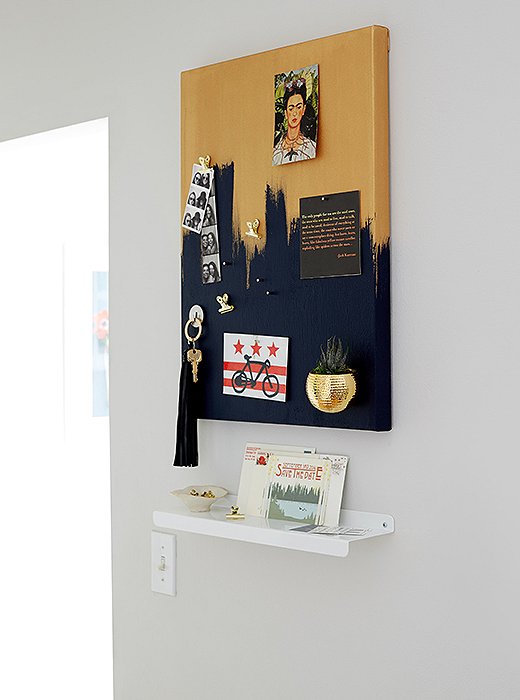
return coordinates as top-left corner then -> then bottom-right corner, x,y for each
153,498 -> 394,557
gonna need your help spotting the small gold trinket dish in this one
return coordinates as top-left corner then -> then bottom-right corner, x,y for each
171,485 -> 228,512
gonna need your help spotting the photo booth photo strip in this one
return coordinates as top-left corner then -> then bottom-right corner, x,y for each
182,163 -> 214,233
223,333 -> 289,402
201,254 -> 221,285
200,176 -> 221,283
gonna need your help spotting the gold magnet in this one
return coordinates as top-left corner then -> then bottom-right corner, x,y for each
225,506 -> 245,520
245,219 -> 261,239
216,293 -> 235,314
198,154 -> 211,171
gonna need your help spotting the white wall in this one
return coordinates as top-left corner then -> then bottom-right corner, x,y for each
1,2 -> 519,698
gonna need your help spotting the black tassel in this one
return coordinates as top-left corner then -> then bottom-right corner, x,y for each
173,352 -> 201,467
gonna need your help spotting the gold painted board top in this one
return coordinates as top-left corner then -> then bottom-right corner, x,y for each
181,25 -> 389,251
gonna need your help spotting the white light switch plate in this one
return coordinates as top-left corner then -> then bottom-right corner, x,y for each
151,531 -> 176,596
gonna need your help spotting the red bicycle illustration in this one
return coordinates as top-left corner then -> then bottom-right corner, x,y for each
231,354 -> 280,398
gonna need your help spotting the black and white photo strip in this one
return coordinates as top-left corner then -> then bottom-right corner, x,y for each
201,254 -> 221,285
199,175 -> 222,284
182,164 -> 214,234
201,227 -> 219,256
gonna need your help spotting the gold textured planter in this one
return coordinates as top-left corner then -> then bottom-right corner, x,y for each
306,372 -> 356,413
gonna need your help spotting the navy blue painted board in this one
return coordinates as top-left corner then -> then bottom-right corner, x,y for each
181,164 -> 391,431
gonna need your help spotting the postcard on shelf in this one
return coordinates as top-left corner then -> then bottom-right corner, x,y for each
300,190 -> 361,280
259,452 -> 349,526
291,525 -> 370,536
260,454 -> 332,526
316,453 -> 349,526
182,163 -> 214,234
237,443 -> 316,516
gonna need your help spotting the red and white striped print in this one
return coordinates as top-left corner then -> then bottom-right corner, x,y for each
223,333 -> 289,402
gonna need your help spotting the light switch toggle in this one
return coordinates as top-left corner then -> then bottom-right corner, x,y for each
151,532 -> 176,596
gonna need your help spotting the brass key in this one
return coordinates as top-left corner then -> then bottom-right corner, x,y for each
186,347 -> 202,383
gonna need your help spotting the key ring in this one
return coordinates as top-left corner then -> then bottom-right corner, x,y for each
184,317 -> 202,344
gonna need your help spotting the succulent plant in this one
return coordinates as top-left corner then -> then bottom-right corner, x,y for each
312,337 -> 351,375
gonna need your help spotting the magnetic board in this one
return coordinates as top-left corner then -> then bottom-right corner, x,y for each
180,25 -> 391,430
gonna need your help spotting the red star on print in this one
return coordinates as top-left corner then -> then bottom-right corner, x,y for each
233,339 -> 244,354
251,340 -> 262,356
267,342 -> 279,357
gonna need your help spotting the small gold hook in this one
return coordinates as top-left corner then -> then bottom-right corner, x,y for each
245,219 -> 261,239
226,505 -> 245,520
198,155 -> 211,171
216,293 -> 234,314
